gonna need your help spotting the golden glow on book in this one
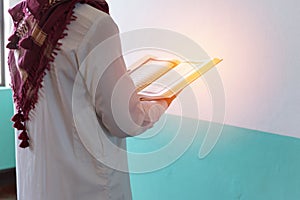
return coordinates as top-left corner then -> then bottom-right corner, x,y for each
129,56 -> 222,100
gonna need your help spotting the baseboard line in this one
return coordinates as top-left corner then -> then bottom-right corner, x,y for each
0,168 -> 16,186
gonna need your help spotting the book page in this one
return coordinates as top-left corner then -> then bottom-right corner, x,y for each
129,58 -> 179,91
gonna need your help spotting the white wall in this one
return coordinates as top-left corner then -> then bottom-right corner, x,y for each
4,0 -> 20,86
4,0 -> 299,138
108,0 -> 300,138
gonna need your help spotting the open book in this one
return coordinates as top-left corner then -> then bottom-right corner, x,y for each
128,56 -> 222,100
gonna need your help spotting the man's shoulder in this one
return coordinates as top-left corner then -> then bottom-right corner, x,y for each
74,3 -> 110,24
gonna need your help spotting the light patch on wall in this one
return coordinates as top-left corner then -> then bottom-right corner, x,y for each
109,0 -> 300,138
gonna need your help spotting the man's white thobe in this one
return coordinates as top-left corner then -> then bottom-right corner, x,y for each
15,3 -> 166,200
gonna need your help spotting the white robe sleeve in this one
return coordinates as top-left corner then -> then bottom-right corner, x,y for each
77,13 -> 167,138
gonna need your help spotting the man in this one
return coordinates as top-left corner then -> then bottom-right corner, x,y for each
7,0 -> 171,199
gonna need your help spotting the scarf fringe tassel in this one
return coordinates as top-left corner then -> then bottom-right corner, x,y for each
12,111 -> 30,148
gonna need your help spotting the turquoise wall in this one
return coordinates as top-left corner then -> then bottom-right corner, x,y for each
0,88 -> 15,170
128,115 -> 300,200
1,88 -> 300,199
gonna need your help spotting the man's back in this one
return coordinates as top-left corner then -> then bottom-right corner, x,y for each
15,4 -> 132,200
